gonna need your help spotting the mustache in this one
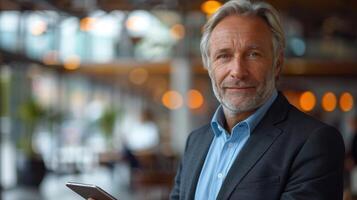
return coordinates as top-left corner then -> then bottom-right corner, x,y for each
221,80 -> 257,88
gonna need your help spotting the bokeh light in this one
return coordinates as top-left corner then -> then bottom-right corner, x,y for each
339,92 -> 354,112
322,92 -> 337,112
64,55 -> 81,70
80,17 -> 96,31
170,24 -> 185,40
201,0 -> 222,15
129,68 -> 149,85
30,20 -> 47,36
299,91 -> 316,111
162,90 -> 183,110
187,89 -> 204,109
125,11 -> 151,37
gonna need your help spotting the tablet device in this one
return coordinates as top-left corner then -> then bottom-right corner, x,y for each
66,182 -> 118,200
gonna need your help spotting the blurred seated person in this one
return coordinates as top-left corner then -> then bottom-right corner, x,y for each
120,109 -> 160,171
122,109 -> 159,154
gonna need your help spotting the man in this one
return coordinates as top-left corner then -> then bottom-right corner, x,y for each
170,0 -> 345,199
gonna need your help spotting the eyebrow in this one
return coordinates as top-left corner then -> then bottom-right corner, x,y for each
212,44 -> 262,55
246,44 -> 262,50
212,48 -> 232,57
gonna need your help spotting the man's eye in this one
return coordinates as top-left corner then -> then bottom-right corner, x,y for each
217,54 -> 231,60
247,51 -> 260,58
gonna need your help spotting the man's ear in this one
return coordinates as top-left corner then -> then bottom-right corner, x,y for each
275,50 -> 284,79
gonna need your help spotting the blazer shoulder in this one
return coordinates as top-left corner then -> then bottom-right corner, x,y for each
284,105 -> 342,142
189,123 -> 211,139
288,105 -> 330,129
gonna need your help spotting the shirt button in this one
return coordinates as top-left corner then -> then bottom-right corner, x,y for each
228,143 -> 234,148
217,173 -> 224,179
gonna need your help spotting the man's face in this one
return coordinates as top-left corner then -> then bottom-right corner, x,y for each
208,15 -> 281,114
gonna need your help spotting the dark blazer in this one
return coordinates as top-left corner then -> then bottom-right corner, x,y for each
170,93 -> 345,200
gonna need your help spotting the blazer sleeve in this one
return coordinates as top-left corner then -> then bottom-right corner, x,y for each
170,160 -> 182,200
281,126 -> 345,200
170,133 -> 192,200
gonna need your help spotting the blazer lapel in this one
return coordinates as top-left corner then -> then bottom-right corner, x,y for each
216,93 -> 289,200
186,127 -> 214,200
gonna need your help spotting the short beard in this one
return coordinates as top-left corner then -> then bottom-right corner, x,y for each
209,71 -> 276,115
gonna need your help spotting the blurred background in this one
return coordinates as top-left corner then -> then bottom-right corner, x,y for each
0,0 -> 357,199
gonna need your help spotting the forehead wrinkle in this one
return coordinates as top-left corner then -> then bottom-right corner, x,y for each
209,15 -> 274,54
210,31 -> 241,56
211,30 -> 270,56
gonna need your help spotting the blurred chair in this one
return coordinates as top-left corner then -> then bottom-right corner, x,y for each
129,152 -> 178,200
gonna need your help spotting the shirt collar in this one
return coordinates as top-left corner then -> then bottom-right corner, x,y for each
210,90 -> 278,137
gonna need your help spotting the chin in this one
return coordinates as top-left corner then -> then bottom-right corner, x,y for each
222,98 -> 261,114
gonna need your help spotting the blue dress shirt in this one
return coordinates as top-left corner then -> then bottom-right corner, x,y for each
194,90 -> 278,200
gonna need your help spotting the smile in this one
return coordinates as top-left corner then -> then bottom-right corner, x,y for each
224,87 -> 255,92
224,86 -> 255,89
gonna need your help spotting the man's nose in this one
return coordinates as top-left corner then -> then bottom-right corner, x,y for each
230,56 -> 248,79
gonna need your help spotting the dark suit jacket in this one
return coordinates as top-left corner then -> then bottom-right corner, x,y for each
170,93 -> 345,200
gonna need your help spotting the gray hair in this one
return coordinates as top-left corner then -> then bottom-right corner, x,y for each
200,0 -> 285,69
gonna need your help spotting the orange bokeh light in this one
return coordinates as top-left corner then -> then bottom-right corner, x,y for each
339,92 -> 354,112
162,90 -> 183,110
187,89 -> 204,109
299,91 -> 316,111
322,92 -> 337,112
64,55 -> 80,70
170,24 -> 185,40
201,0 -> 222,15
80,17 -> 96,31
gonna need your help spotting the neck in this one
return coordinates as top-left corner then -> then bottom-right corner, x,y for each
223,108 -> 256,134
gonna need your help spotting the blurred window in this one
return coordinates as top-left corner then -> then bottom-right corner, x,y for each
60,17 -> 79,60
25,12 -> 52,59
89,11 -> 125,62
0,11 -> 20,52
